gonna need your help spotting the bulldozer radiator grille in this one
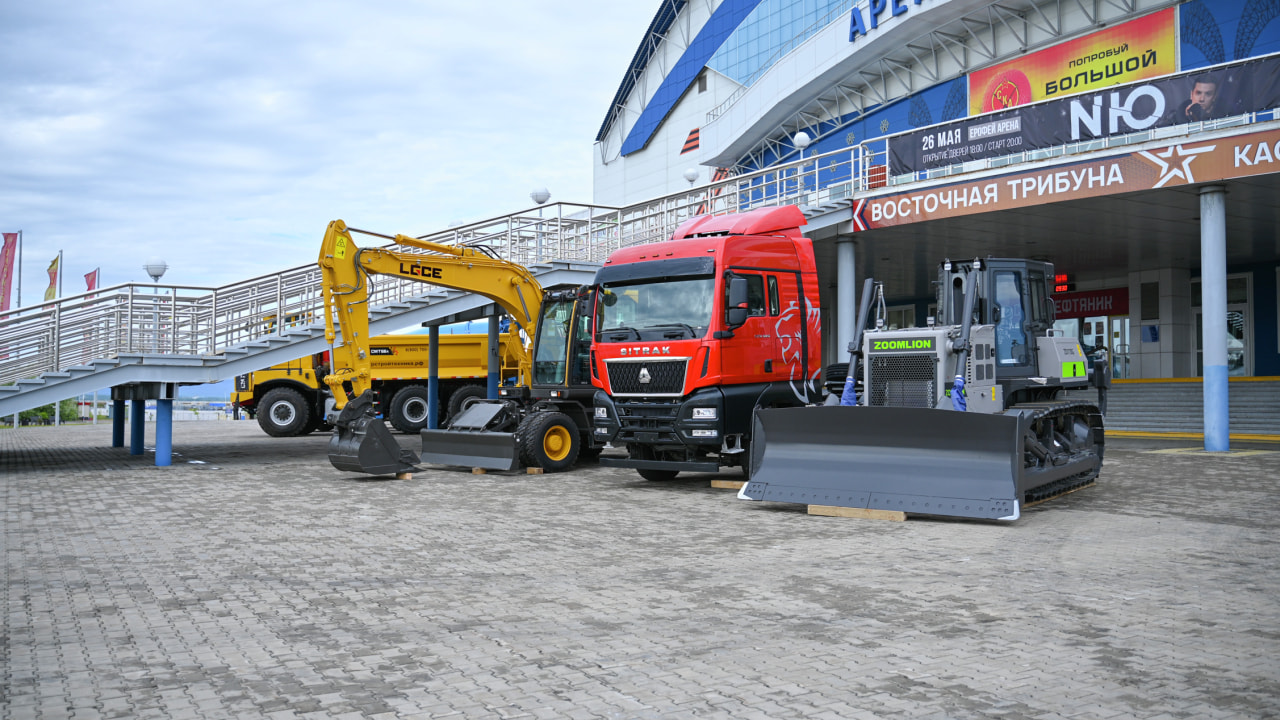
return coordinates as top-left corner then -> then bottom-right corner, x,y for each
867,354 -> 937,408
606,359 -> 687,396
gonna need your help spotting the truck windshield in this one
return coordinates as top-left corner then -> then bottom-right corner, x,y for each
596,277 -> 713,342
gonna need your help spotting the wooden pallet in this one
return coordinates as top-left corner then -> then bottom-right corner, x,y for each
807,505 -> 907,522
711,479 -> 746,490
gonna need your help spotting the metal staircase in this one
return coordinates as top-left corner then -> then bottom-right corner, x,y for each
0,260 -> 598,419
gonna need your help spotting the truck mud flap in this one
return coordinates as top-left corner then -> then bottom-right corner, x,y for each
419,401 -> 519,471
420,429 -> 520,471
740,406 -> 1025,521
328,392 -> 421,476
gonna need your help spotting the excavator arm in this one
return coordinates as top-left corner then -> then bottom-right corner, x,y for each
318,219 -> 544,410
316,219 -> 546,477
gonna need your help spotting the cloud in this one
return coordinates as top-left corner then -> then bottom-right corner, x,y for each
0,0 -> 656,293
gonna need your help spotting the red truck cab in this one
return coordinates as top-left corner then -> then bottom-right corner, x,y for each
590,205 -> 822,480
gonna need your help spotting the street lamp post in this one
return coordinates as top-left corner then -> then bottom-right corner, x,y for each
530,187 -> 550,262
793,131 -> 812,195
143,258 -> 168,353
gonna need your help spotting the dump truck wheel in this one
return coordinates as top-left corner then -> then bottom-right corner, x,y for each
447,385 -> 487,421
257,388 -> 311,437
388,385 -> 436,433
637,469 -> 679,482
517,411 -> 580,472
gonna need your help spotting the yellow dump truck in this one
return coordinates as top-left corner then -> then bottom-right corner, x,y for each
232,329 -> 526,437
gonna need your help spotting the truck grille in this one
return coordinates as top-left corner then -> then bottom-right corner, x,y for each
867,354 -> 938,408
606,359 -> 687,396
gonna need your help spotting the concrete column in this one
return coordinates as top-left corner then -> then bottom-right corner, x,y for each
130,399 -> 145,455
112,398 -> 125,447
837,239 -> 857,358
487,315 -> 501,398
427,325 -> 440,430
1199,185 -> 1229,452
155,398 -> 173,466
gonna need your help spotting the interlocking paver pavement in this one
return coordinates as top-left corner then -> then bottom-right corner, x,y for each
3,421 -> 1279,719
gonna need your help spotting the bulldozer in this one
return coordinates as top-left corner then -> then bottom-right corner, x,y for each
317,220 -> 599,476
740,257 -> 1108,521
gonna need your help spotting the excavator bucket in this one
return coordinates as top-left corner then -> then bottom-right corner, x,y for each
419,402 -> 520,471
328,391 -> 421,476
740,406 -> 1029,521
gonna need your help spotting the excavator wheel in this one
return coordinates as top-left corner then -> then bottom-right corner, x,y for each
257,387 -> 312,437
516,411 -> 580,472
388,385 -> 434,433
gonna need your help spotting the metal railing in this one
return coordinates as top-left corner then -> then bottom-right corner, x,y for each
4,104 -> 1277,389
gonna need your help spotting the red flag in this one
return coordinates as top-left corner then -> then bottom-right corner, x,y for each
0,233 -> 16,312
44,255 -> 59,301
85,268 -> 99,292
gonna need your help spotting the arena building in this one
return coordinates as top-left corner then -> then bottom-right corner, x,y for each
594,0 -> 1280,442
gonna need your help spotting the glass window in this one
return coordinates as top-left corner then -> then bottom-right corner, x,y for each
597,277 -> 714,342
993,271 -> 1029,365
744,275 -> 767,317
533,298 -> 574,385
767,276 -> 780,316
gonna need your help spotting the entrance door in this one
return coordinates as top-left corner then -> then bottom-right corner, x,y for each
1196,305 -> 1250,377
1193,274 -> 1251,377
1111,316 -> 1131,378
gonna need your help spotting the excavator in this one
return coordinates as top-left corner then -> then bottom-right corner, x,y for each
317,220 -> 599,476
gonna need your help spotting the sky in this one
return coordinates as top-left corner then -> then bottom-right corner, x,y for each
1,0 -> 659,297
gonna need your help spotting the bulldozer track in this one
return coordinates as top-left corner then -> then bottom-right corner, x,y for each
1012,399 -> 1104,507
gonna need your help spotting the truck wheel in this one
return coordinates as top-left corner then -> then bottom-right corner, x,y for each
447,384 -> 487,421
388,385 -> 434,433
517,411 -> 580,472
257,388 -> 311,437
637,468 -> 679,482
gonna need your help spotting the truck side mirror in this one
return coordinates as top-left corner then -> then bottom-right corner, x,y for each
726,276 -> 749,329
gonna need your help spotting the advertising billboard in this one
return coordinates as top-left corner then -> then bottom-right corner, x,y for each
968,8 -> 1176,114
889,54 -> 1280,175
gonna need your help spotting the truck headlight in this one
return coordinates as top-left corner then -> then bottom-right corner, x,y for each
594,406 -> 609,419
692,407 -> 717,420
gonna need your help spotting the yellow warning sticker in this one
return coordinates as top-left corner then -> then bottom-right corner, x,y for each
335,236 -> 348,260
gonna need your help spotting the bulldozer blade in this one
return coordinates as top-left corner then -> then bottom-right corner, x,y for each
420,429 -> 520,471
740,406 -> 1026,521
328,392 -> 420,476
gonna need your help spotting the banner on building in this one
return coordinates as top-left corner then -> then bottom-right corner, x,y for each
891,54 -> 1280,175
856,124 -> 1280,230
44,255 -> 59,301
1053,288 -> 1130,319
0,233 -> 16,312
968,8 -> 1176,114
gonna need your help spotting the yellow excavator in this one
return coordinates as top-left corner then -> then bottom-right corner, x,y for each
317,219 -> 599,476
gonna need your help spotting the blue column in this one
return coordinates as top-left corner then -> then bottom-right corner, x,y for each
1200,185 -> 1229,452
130,399 -> 145,455
156,399 -> 173,466
487,315 -> 500,399
112,398 -> 125,447
427,325 -> 440,430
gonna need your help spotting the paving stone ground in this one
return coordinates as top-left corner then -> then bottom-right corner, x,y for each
3,420 -> 1279,719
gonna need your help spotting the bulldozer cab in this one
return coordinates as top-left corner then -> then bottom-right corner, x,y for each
939,258 -> 1054,380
